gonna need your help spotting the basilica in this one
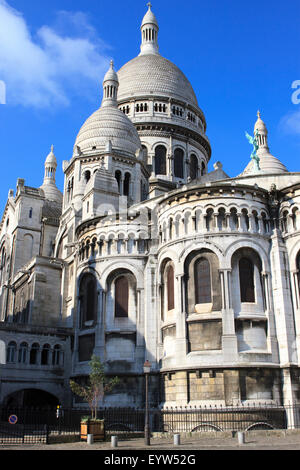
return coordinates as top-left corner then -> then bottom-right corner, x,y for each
1,5 -> 300,409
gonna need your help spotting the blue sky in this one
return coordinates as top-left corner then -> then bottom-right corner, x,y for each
0,0 -> 299,213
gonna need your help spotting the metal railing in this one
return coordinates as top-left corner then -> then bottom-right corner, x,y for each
1,402 -> 300,445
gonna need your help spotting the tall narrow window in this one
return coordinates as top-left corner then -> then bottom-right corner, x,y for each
18,342 -> 28,364
174,149 -> 184,178
142,145 -> 148,163
7,341 -> 17,363
115,171 -> 121,194
190,154 -> 198,180
154,145 -> 167,175
239,258 -> 255,303
79,274 -> 97,327
167,265 -> 175,311
52,345 -> 62,366
194,258 -> 212,304
86,279 -> 96,322
115,276 -> 129,318
30,343 -> 39,365
124,173 -> 131,197
41,344 -> 50,365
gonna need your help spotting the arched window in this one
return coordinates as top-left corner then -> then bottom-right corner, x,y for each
124,173 -> 131,197
190,154 -> 198,180
29,343 -> 39,365
194,258 -> 212,304
174,148 -> 184,179
154,145 -> 167,175
79,274 -> 98,328
18,342 -> 28,364
52,345 -> 62,366
115,171 -> 121,194
167,265 -> 175,311
41,344 -> 51,365
84,170 -> 91,183
7,341 -> 17,363
141,145 -> 148,163
239,258 -> 255,303
115,276 -> 129,318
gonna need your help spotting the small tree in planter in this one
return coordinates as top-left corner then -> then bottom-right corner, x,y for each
70,355 -> 119,440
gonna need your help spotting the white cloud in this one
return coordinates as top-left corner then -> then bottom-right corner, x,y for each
0,0 -> 111,108
280,110 -> 300,135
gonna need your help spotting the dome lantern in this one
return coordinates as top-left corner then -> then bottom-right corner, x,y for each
102,60 -> 119,108
40,145 -> 63,204
139,3 -> 159,56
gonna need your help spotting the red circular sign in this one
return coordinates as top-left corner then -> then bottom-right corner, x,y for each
8,414 -> 18,424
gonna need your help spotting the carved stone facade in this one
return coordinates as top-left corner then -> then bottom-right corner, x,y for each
0,5 -> 300,409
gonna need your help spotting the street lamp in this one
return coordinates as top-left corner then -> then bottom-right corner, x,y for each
143,360 -> 151,446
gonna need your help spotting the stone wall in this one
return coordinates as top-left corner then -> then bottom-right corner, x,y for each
161,368 -> 282,405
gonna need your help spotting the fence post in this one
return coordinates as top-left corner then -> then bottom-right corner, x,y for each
46,424 -> 49,445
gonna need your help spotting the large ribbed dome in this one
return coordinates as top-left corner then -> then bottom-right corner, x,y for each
117,54 -> 198,107
74,105 -> 141,156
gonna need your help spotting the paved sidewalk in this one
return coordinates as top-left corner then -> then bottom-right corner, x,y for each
1,431 -> 300,451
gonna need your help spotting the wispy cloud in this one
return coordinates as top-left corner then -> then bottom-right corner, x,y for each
280,109 -> 300,135
0,0 -> 111,108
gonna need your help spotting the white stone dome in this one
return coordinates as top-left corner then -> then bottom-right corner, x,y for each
40,184 -> 63,204
117,54 -> 198,107
74,105 -> 141,156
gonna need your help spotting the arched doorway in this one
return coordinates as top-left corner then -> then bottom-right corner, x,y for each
4,389 -> 60,407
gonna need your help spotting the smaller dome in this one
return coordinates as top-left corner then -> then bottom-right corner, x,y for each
254,111 -> 267,133
74,106 -> 141,156
40,145 -> 63,204
103,60 -> 119,84
241,112 -> 288,176
45,145 -> 57,166
40,184 -> 63,204
141,3 -> 158,27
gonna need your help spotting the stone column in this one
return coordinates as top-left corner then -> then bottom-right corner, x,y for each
237,212 -> 242,232
262,271 -> 279,358
270,229 -> 296,369
290,270 -> 300,364
94,288 -> 105,359
175,272 -> 188,359
225,212 -> 231,231
220,269 -> 238,363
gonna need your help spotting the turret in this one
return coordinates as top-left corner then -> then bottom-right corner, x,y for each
139,3 -> 159,56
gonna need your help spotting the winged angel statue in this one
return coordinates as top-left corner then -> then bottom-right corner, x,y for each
245,129 -> 261,172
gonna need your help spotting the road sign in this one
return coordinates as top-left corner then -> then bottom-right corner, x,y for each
8,414 -> 18,424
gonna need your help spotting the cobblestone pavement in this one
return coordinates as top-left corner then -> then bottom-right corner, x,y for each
1,432 -> 300,451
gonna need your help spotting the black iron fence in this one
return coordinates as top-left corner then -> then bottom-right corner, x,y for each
1,402 -> 300,445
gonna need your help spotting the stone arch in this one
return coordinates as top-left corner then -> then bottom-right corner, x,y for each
3,388 -> 60,407
288,240 -> 300,271
184,248 -> 222,314
224,238 -> 269,271
100,262 -> 144,290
